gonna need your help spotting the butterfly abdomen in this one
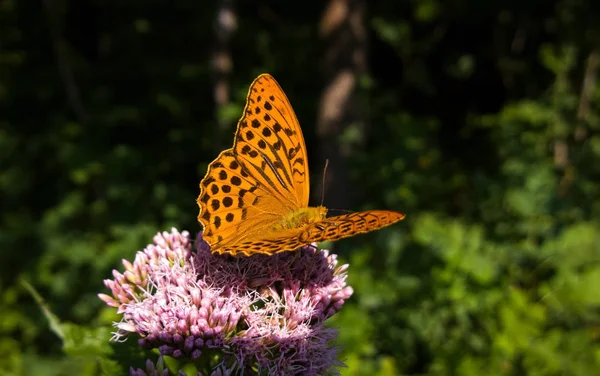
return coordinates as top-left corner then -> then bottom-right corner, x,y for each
272,206 -> 327,231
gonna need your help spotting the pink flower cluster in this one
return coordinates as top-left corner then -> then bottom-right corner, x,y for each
128,355 -> 234,376
99,228 -> 353,375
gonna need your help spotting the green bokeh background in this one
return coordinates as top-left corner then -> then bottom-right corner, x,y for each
2,0 -> 600,375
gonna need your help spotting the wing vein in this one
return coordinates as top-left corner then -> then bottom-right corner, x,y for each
236,154 -> 298,208
247,117 -> 296,190
258,149 -> 287,189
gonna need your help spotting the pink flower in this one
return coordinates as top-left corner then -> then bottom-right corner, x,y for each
99,228 -> 353,375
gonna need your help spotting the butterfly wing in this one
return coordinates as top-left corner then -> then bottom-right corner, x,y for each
198,74 -> 310,252
198,150 -> 288,248
301,210 -> 406,243
214,210 -> 406,257
232,74 -> 309,209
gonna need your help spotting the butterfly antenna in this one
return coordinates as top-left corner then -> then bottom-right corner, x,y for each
320,159 -> 329,207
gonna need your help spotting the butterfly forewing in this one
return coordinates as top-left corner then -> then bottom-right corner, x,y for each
301,210 -> 406,243
232,74 -> 310,209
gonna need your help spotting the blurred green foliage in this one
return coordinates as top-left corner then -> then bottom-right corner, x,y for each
1,0 -> 600,375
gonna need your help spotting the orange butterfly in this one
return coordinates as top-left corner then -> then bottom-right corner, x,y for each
197,74 -> 405,256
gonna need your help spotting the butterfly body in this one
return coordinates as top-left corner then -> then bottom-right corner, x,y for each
273,206 -> 327,231
197,74 -> 405,257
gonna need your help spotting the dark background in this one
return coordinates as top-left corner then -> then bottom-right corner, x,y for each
2,0 -> 600,374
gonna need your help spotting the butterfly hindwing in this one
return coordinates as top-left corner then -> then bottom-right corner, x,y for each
213,230 -> 308,257
198,150 -> 291,248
